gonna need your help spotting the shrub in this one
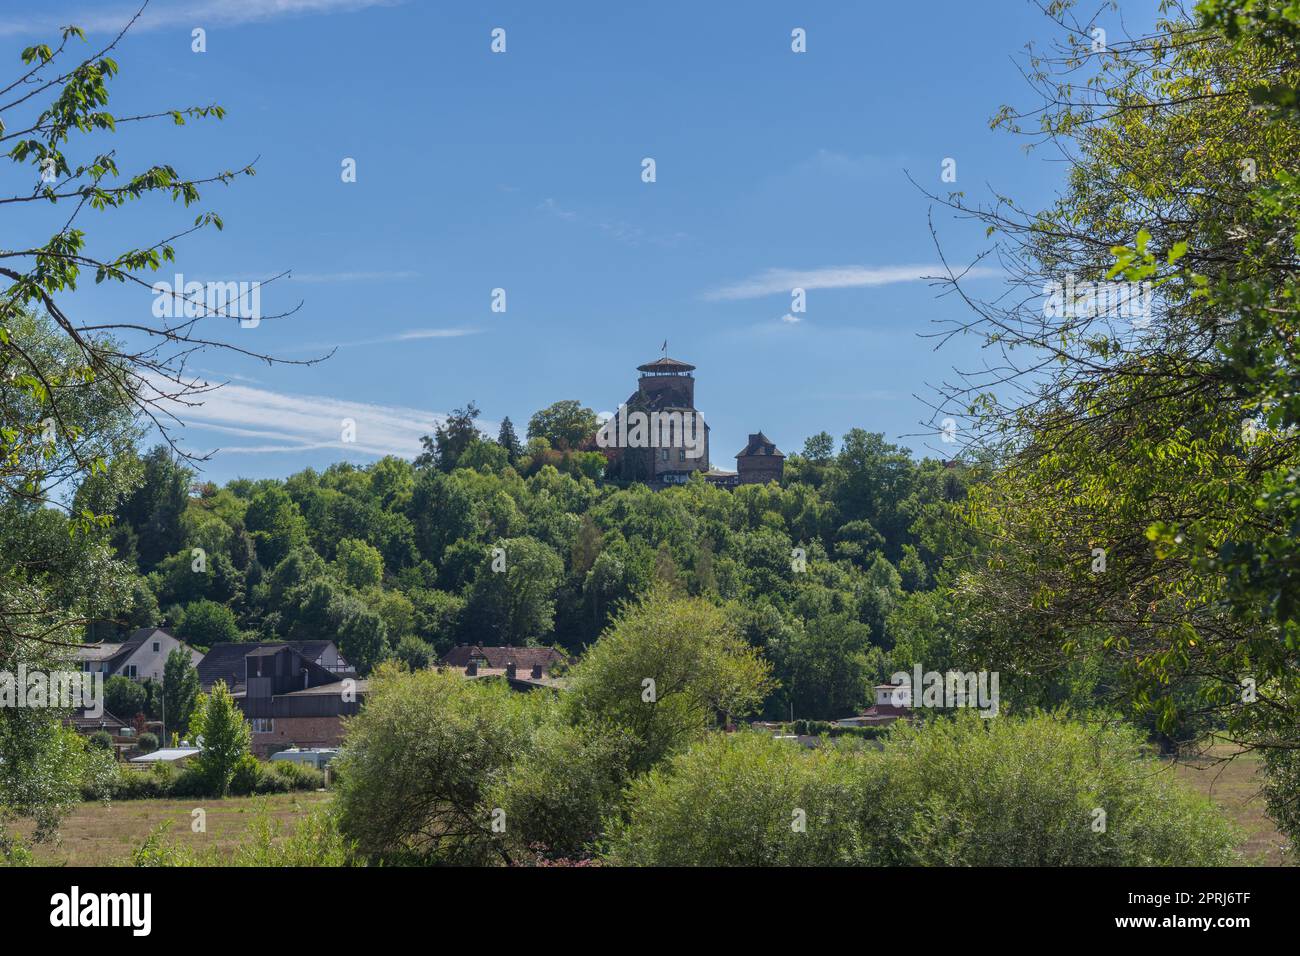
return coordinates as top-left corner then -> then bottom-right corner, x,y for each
866,711 -> 1240,866
606,731 -> 867,866
84,752 -> 323,801
270,759 -> 326,790
492,722 -> 631,861
564,590 -> 773,773
169,766 -> 209,799
114,765 -> 173,800
228,754 -> 263,796
137,733 -> 159,754
334,665 -> 543,864
88,731 -> 114,751
607,712 -> 1239,866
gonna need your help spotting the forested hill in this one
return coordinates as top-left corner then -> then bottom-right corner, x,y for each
80,411 -> 972,721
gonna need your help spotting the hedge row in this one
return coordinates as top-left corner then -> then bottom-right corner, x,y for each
86,757 -> 325,801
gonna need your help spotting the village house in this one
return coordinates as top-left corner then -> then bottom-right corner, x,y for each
198,641 -> 360,756
73,627 -> 203,683
440,644 -> 568,690
196,640 -> 352,693
836,682 -> 915,728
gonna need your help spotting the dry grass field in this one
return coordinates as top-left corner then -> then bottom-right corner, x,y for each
15,792 -> 332,867
1169,743 -> 1291,866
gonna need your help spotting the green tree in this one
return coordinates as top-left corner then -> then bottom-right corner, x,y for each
526,400 -> 599,451
162,647 -> 200,739
391,634 -> 433,671
103,675 -> 147,719
334,665 -> 541,864
116,446 -> 191,570
493,721 -> 632,861
189,681 -> 252,796
457,436 -> 509,473
497,416 -> 523,464
802,431 -> 835,463
176,599 -> 240,648
416,401 -> 483,472
331,595 -> 389,675
565,590 -> 774,773
333,537 -> 384,590
774,615 -> 882,720
243,486 -> 308,567
464,537 -> 564,644
923,1 -> 1300,834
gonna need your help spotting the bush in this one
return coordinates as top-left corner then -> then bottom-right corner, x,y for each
114,764 -> 174,800
88,731 -> 114,751
866,711 -> 1240,866
607,731 -> 867,866
226,756 -> 327,797
270,759 -> 326,790
334,665 -> 543,864
228,754 -> 264,796
492,722 -> 631,861
607,712 -> 1239,866
169,765 -> 210,799
137,733 -> 159,754
86,752 -> 323,801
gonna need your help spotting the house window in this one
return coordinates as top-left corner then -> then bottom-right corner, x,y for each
252,718 -> 274,734
124,665 -> 138,679
152,642 -> 160,652
678,449 -> 686,461
660,449 -> 669,461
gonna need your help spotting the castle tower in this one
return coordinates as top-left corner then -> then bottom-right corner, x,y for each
636,356 -> 696,406
605,354 -> 710,485
735,432 -> 785,485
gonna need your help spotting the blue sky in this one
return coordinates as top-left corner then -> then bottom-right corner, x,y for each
1,0 -> 1153,484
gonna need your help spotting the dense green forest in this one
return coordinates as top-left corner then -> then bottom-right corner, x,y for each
81,418 -> 973,723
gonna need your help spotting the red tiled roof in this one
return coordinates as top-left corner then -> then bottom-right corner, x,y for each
440,645 -> 565,669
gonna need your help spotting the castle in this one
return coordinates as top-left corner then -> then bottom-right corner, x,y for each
595,353 -> 784,489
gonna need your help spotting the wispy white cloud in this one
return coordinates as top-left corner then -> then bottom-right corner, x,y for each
537,198 -> 578,222
0,0 -> 400,37
702,264 -> 999,301
159,377 -> 464,459
284,327 -> 483,353
538,197 -> 688,247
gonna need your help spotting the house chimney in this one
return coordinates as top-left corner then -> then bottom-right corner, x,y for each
505,661 -> 516,679
465,661 -> 477,676
530,664 -> 543,679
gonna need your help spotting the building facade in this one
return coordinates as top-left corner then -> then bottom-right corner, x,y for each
596,353 -> 784,489
74,627 -> 203,683
735,432 -> 786,485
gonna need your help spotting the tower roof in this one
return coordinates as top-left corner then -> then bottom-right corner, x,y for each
637,356 -> 695,374
735,432 -> 785,458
